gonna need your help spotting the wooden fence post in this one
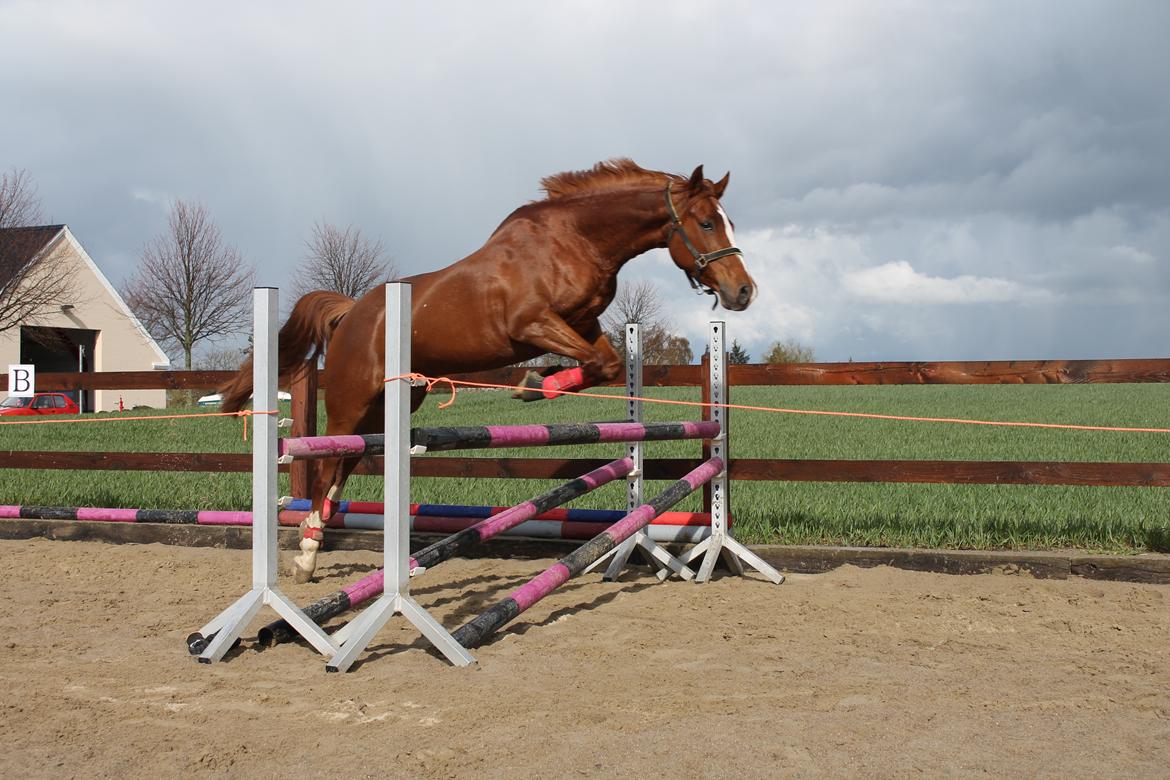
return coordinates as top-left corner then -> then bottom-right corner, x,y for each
289,360 -> 318,500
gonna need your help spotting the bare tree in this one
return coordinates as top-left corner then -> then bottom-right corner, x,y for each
292,221 -> 398,299
0,168 -> 79,335
121,200 -> 255,368
602,279 -> 663,330
602,280 -> 693,365
195,345 -> 249,371
645,329 -> 693,365
0,169 -> 44,228
762,338 -> 816,363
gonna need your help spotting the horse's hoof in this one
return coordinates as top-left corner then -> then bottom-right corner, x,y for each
292,565 -> 315,584
513,370 -> 546,402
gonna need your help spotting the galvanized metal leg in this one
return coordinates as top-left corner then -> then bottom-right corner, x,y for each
604,322 -> 692,582
690,321 -> 784,585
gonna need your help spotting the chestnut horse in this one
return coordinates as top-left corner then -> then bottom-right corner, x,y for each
219,159 -> 758,582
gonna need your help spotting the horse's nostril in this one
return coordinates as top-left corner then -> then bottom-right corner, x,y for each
737,285 -> 753,305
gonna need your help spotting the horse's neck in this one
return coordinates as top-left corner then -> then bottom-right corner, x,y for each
567,188 -> 668,273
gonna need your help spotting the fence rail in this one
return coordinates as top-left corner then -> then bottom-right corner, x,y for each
2,451 -> 1168,487
2,358 -> 1168,498
5,357 -> 1169,392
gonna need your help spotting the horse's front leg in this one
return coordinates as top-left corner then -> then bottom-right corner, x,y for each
293,455 -> 359,582
512,317 -> 622,401
292,387 -> 421,582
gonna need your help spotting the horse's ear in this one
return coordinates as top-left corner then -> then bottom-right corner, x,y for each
713,172 -> 730,199
687,165 -> 705,192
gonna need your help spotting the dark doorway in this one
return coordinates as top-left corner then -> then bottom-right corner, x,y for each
20,326 -> 99,412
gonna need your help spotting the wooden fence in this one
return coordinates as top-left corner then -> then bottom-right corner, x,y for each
2,358 -> 1169,501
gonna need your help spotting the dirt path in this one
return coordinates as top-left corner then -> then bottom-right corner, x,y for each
1,538 -> 1167,778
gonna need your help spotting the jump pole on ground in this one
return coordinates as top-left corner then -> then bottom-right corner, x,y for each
257,456 -> 634,648
452,456 -> 725,649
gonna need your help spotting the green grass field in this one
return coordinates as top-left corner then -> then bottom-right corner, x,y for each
1,383 -> 1167,552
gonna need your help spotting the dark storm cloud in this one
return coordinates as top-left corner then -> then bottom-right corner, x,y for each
1,0 -> 1166,361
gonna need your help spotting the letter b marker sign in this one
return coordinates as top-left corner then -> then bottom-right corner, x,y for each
7,364 -> 35,397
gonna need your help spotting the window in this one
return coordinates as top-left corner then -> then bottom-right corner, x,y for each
0,396 -> 31,408
32,396 -> 54,409
52,395 -> 67,408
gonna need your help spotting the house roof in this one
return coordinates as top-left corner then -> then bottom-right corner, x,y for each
0,224 -> 66,287
0,224 -> 171,368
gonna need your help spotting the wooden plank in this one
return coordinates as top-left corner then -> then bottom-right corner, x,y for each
727,358 -> 1170,386
2,451 -> 1167,486
1069,555 -> 1170,583
0,451 -> 257,472
726,459 -> 1170,486
3,358 -> 1167,395
751,544 -> 1170,584
0,370 -> 234,391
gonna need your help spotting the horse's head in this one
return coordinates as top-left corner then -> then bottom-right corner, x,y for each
664,165 -> 756,311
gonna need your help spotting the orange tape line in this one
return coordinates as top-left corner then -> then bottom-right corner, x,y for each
386,373 -> 1170,434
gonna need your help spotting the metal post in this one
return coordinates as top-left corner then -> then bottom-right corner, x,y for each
627,323 -> 643,514
195,287 -> 339,663
590,323 -> 694,582
680,320 -> 785,585
326,282 -> 475,672
602,324 -> 645,579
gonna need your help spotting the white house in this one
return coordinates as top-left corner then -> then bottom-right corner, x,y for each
0,225 -> 170,411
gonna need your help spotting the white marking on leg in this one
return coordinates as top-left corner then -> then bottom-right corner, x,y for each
294,508 -> 323,580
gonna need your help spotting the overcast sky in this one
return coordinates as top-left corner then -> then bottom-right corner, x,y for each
2,1 -> 1167,363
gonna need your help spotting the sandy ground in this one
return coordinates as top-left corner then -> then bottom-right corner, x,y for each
0,538 -> 1167,779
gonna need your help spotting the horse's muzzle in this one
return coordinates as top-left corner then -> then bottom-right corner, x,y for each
720,282 -> 756,311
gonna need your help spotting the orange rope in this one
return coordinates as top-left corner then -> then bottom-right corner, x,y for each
0,409 -> 276,440
386,372 -> 459,408
385,373 -> 1170,434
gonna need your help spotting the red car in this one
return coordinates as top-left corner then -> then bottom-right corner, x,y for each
0,392 -> 81,416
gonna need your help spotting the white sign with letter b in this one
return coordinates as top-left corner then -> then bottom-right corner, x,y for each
7,364 -> 35,397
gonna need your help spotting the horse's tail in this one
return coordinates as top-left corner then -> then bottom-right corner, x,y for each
218,291 -> 356,413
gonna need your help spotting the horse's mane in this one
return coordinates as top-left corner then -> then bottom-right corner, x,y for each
539,158 -> 684,200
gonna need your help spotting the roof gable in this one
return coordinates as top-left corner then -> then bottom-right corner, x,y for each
0,224 -> 65,288
58,227 -> 172,368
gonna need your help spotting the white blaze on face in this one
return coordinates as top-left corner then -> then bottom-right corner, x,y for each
716,203 -> 756,307
716,204 -> 736,245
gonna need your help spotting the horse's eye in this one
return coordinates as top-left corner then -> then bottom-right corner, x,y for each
699,221 -> 714,231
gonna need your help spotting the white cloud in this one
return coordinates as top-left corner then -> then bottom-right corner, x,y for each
130,187 -> 169,206
842,260 -> 1051,304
